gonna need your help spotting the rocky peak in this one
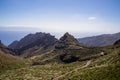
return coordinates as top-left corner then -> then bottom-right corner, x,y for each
60,32 -> 71,40
55,32 -> 80,49
60,32 -> 79,45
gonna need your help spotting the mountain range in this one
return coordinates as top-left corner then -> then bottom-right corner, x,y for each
8,32 -> 120,61
78,32 -> 120,46
0,32 -> 120,80
9,32 -> 120,50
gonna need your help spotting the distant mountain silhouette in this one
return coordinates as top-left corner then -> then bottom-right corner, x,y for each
9,32 -> 57,57
78,32 -> 120,46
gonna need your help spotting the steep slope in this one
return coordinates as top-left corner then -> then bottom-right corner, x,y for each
8,40 -> 19,49
114,39 -> 120,48
0,49 -> 20,70
0,40 -> 15,55
9,32 -> 58,57
9,32 -> 57,49
0,41 -> 25,74
55,32 -> 80,49
78,32 -> 120,46
59,32 -> 80,45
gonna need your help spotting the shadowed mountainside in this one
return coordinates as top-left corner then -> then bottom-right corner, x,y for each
9,32 -> 58,57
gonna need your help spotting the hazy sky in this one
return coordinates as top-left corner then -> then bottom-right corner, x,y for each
0,0 -> 120,33
0,0 -> 120,45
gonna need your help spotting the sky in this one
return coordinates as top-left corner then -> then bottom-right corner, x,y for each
0,0 -> 120,45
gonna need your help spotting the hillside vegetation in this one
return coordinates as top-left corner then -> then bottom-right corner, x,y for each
0,42 -> 27,74
0,33 -> 120,80
0,46 -> 120,80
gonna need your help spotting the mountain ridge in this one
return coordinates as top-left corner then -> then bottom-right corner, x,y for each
0,32 -> 120,80
9,32 -> 58,57
78,32 -> 120,46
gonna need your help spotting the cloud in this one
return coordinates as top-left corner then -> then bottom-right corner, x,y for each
88,17 -> 96,20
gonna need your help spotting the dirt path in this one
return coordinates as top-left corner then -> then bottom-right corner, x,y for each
53,60 -> 92,80
81,60 -> 92,68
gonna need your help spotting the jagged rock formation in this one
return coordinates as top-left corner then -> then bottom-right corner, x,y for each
54,32 -> 84,63
9,32 -> 57,49
55,32 -> 80,49
31,32 -> 84,64
52,32 -> 107,64
9,32 -> 58,57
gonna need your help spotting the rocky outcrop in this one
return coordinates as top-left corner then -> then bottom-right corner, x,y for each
55,32 -> 80,49
54,32 -> 82,63
114,39 -> 120,48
